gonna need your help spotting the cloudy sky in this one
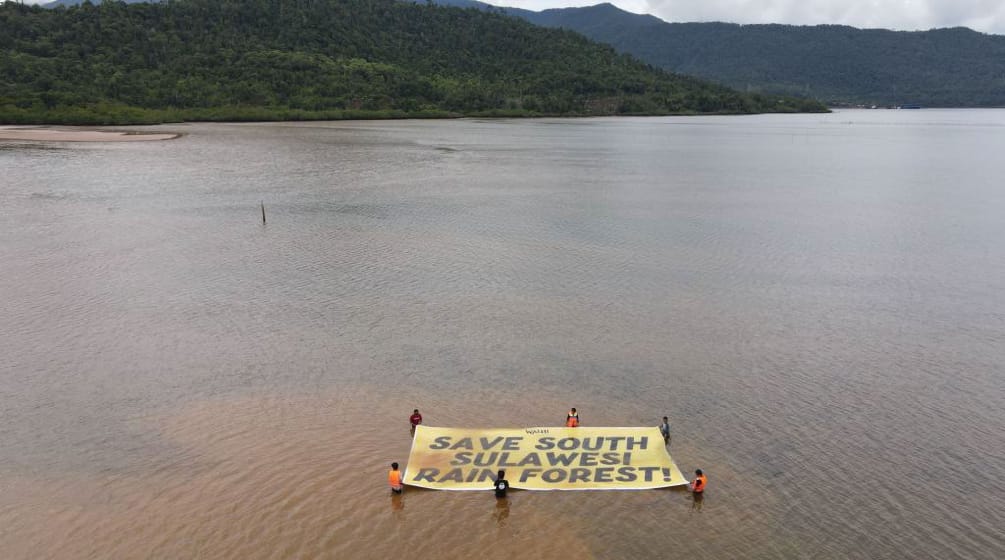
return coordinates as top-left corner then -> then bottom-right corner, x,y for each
23,1 -> 1005,34
492,0 -> 1005,33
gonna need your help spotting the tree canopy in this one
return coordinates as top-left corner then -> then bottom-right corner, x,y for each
0,0 -> 826,124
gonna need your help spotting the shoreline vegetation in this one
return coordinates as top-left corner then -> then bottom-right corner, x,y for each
0,105 -> 820,127
0,0 -> 827,126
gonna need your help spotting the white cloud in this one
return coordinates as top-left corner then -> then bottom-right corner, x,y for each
498,0 -> 1005,33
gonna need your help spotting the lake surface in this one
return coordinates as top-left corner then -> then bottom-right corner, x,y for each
2,110 -> 1003,559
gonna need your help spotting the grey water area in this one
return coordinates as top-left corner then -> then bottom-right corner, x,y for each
1,110 -> 1003,559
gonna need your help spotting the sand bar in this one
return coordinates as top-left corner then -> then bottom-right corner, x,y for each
0,126 -> 178,142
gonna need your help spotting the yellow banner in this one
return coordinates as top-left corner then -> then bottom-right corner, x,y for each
404,426 -> 687,491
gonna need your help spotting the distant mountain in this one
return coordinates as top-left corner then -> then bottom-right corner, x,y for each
530,4 -> 1005,107
0,0 -> 823,125
436,1 -> 1005,107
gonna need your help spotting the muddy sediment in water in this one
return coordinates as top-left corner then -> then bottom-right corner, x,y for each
0,388 -> 779,560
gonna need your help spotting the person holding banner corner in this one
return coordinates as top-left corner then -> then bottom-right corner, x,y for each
659,416 -> 671,446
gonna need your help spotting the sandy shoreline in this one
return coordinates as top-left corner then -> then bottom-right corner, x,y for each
0,126 -> 178,142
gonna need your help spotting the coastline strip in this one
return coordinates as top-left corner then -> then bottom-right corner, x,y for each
0,127 -> 178,142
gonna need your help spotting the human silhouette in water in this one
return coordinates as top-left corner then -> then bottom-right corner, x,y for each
388,462 -> 404,494
566,407 -> 579,427
690,469 -> 706,495
493,469 -> 509,498
659,416 -> 671,445
492,469 -> 510,526
409,409 -> 422,437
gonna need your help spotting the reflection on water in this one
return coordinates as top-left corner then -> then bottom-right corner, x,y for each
391,492 -> 405,512
1,111 -> 1004,559
493,497 -> 510,527
691,492 -> 704,513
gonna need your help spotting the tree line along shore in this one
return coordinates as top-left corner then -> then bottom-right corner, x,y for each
0,0 -> 827,126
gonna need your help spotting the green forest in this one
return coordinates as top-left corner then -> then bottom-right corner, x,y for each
0,0 -> 825,125
508,3 -> 1005,107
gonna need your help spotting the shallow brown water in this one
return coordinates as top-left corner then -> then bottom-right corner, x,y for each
1,111 -> 1004,559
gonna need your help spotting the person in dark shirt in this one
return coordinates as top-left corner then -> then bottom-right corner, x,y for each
409,409 -> 422,437
493,469 -> 509,498
659,416 -> 671,446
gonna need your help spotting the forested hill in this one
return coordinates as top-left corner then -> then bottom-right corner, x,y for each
480,2 -> 1005,108
0,1 -> 824,125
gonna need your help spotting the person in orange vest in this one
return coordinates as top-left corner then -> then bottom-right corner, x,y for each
690,469 -> 706,494
565,407 -> 580,427
388,462 -> 404,494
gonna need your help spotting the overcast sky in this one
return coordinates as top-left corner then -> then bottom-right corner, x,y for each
493,0 -> 1005,33
22,0 -> 1005,34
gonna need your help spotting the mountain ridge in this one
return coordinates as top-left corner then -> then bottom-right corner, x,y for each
453,1 -> 1005,107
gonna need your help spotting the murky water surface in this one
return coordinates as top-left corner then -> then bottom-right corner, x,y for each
2,111 -> 1003,559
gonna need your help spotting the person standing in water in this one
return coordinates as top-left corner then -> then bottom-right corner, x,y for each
659,416 -> 671,446
493,470 -> 509,498
565,407 -> 580,427
690,469 -> 706,494
388,462 -> 404,494
409,409 -> 422,437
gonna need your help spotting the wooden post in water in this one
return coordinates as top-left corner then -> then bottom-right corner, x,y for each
261,201 -> 266,224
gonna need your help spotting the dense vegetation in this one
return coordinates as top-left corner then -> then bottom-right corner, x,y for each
488,2 -> 1005,108
0,0 -> 824,125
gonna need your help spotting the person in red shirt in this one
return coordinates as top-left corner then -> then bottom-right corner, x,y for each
409,409 -> 422,437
